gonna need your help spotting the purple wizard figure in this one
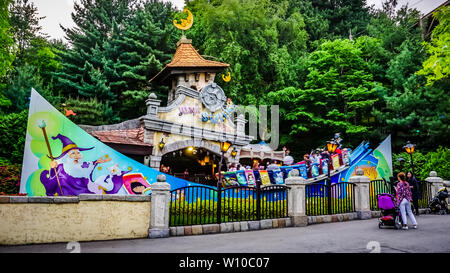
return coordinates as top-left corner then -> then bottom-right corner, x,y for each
40,134 -> 111,196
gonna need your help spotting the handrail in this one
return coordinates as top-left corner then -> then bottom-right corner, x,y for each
261,185 -> 291,191
170,184 -> 216,193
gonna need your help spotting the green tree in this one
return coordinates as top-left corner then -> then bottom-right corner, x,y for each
100,0 -> 179,119
393,147 -> 450,181
186,0 -> 309,106
0,110 -> 28,164
310,0 -> 372,39
55,0 -> 178,123
0,0 -> 15,79
370,23 -> 449,152
23,38 -> 61,87
8,0 -> 45,64
63,97 -> 115,126
268,38 -> 379,153
417,6 -> 450,86
3,65 -> 57,113
2,0 -> 61,116
54,0 -> 137,123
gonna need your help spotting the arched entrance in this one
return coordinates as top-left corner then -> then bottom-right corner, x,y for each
159,140 -> 232,186
161,147 -> 223,186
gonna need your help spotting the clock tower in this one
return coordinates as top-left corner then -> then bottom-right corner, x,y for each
150,35 -> 230,103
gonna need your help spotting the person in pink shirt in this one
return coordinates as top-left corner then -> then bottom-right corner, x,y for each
395,172 -> 418,230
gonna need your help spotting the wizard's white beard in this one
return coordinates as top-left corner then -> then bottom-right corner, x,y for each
59,154 -> 94,179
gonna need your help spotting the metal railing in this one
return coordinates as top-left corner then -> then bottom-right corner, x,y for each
418,181 -> 432,209
369,179 -> 393,210
169,181 -> 289,226
305,182 -> 355,216
169,185 -> 218,226
370,179 -> 432,210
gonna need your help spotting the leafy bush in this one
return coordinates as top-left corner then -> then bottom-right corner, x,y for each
0,164 -> 22,195
169,197 -> 287,226
393,146 -> 450,181
0,110 -> 28,164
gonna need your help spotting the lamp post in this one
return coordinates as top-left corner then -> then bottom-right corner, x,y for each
217,140 -> 232,224
231,148 -> 237,158
326,139 -> 338,214
158,138 -> 165,150
403,141 -> 416,176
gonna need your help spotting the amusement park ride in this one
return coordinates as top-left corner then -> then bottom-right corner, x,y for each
19,9 -> 393,197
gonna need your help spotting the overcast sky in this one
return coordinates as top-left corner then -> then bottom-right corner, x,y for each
32,0 -> 445,41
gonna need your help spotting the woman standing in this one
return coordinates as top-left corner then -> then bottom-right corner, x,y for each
396,172 -> 418,230
407,171 -> 421,215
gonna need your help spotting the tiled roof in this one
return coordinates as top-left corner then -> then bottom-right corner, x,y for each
168,41 -> 229,68
150,36 -> 229,82
89,127 -> 151,146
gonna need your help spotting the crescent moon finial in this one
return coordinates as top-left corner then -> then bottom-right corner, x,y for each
222,72 -> 231,82
173,9 -> 193,31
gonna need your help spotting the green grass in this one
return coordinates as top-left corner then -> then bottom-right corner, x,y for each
169,197 -> 287,226
306,196 -> 354,215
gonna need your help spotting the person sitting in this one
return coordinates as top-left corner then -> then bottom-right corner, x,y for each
310,150 -> 320,165
266,159 -> 281,171
303,154 -> 311,168
183,168 -> 189,179
334,132 -> 343,149
252,161 -> 260,170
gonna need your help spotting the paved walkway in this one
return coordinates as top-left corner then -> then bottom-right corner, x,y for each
1,214 -> 449,253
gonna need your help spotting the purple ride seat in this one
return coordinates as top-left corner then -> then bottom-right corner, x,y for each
377,193 -> 396,210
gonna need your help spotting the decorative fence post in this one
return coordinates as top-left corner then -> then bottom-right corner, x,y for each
256,179 -> 262,221
217,181 -> 222,224
149,174 -> 171,238
285,169 -> 308,227
349,168 -> 371,219
425,171 -> 444,200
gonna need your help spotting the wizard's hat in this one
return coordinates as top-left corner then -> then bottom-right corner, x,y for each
50,134 -> 94,160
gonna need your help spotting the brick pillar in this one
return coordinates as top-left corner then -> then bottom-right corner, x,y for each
149,174 -> 171,238
285,169 -> 308,227
349,168 -> 371,219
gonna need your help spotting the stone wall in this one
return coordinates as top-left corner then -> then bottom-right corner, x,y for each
0,195 -> 151,245
169,218 -> 292,237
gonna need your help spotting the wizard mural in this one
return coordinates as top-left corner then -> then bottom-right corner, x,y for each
20,88 -> 196,196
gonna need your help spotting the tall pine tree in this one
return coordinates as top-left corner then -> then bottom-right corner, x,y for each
54,0 -> 178,123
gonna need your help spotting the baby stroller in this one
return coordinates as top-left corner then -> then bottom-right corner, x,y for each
429,187 -> 448,215
377,193 -> 403,229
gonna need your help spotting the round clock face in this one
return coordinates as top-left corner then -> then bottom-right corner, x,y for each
200,83 -> 227,112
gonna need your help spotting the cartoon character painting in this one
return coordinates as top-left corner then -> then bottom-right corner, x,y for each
272,170 -> 284,185
40,134 -> 113,196
259,170 -> 271,186
87,164 -> 126,195
20,88 -> 195,197
122,173 -> 152,195
236,171 -> 247,186
245,170 -> 256,187
311,163 -> 319,177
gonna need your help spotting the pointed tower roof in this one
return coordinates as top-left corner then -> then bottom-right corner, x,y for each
150,35 -> 229,83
